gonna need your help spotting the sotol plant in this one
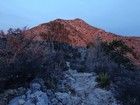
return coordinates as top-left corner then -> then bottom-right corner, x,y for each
96,72 -> 110,88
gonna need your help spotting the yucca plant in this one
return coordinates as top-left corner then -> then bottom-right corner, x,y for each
96,72 -> 110,88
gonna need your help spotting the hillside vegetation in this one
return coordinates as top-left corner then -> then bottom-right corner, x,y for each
0,26 -> 140,105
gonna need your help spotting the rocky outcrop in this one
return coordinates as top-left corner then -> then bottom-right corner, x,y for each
0,87 -> 26,105
9,80 -> 49,105
7,70 -> 120,105
58,70 -> 120,105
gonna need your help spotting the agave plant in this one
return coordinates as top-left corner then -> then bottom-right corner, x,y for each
96,72 -> 110,88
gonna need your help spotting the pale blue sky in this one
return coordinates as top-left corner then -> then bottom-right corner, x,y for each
0,0 -> 140,36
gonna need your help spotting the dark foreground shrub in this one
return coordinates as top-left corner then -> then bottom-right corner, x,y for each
0,31 -> 80,92
114,71 -> 140,105
96,72 -> 110,88
86,39 -> 140,105
37,49 -> 66,90
0,28 -> 47,92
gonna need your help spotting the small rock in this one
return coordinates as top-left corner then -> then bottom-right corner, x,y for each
21,95 -> 26,99
17,87 -> 26,95
18,99 -> 25,105
57,102 -> 63,105
5,89 -> 17,95
31,78 -> 47,91
71,96 -> 81,105
51,98 -> 58,104
34,91 -> 43,97
55,92 -> 70,104
47,89 -> 54,97
74,87 -> 85,98
31,83 -> 41,92
36,99 -> 46,105
9,96 -> 22,105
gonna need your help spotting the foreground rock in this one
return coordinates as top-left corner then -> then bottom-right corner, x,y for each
9,79 -> 49,105
8,70 -> 120,105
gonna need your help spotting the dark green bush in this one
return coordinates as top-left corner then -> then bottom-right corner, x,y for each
86,39 -> 140,105
0,35 -> 70,92
101,40 -> 135,70
96,72 -> 110,88
0,28 -> 47,92
114,70 -> 140,105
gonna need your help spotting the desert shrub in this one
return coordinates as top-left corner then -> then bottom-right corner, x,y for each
86,38 -> 140,105
114,70 -> 140,105
39,41 -> 84,89
0,28 -> 67,92
0,28 -> 47,91
53,41 -> 81,60
40,33 -> 52,40
86,42 -> 94,48
99,40 -> 140,104
85,38 -> 106,72
93,60 -> 119,73
86,39 -> 135,72
0,30 -> 5,38
96,72 -> 110,88
101,40 -> 135,70
48,41 -> 84,72
86,38 -> 137,75
40,50 -> 66,90
132,51 -> 139,59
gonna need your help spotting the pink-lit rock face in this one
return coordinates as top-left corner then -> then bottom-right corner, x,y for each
26,18 -> 140,67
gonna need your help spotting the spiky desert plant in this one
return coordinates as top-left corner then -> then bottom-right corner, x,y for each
96,72 -> 110,88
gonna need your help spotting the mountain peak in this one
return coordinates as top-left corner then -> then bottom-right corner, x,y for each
53,18 -> 84,21
73,18 -> 85,22
48,18 -> 85,24
26,18 -> 101,45
26,18 -> 130,46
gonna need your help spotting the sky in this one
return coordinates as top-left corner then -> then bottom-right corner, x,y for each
0,0 -> 140,36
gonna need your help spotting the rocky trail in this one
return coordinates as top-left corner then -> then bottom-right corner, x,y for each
61,70 -> 119,105
0,70 -> 120,105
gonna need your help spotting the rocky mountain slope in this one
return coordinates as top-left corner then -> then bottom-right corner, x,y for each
26,18 -> 140,67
